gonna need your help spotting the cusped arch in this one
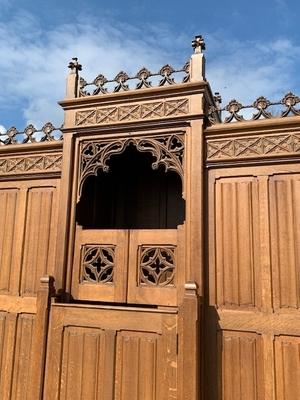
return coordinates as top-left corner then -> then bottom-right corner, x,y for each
78,134 -> 184,199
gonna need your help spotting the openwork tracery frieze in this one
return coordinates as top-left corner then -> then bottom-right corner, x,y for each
139,246 -> 176,286
75,98 -> 189,126
78,134 -> 184,197
81,245 -> 115,284
206,133 -> 300,161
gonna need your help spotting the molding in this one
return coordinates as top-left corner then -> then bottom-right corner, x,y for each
75,98 -> 189,127
0,153 -> 63,176
206,132 -> 300,162
59,81 -> 207,109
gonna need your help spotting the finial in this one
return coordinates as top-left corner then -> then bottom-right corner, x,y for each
68,57 -> 82,74
192,35 -> 206,54
214,92 -> 222,105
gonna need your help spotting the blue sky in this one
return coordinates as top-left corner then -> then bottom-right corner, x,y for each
1,0 -> 300,131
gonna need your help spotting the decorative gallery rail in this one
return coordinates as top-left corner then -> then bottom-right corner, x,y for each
0,122 -> 62,145
209,92 -> 300,124
74,62 -> 190,97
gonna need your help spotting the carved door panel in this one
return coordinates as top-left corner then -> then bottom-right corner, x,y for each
43,304 -> 178,400
72,227 -> 129,302
72,228 -> 182,306
127,228 -> 183,306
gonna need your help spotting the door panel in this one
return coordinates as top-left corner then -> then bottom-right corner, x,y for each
44,304 -> 178,400
72,228 -> 183,306
127,229 -> 182,306
72,228 -> 129,302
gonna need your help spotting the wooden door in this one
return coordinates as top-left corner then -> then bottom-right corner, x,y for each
127,228 -> 184,306
72,227 -> 129,302
72,227 -> 183,306
43,303 -> 178,400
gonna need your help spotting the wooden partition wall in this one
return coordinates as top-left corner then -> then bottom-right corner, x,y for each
204,119 -> 300,400
0,37 -> 300,399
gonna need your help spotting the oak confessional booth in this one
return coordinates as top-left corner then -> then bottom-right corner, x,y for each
41,38 -> 206,399
1,35 -> 300,400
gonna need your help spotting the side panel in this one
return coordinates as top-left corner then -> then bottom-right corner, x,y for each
21,183 -> 60,295
44,305 -> 178,400
206,165 -> 300,400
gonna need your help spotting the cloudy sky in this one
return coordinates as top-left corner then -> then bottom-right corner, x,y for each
0,0 -> 300,132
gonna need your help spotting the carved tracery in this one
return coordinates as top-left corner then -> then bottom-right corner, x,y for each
139,246 -> 176,286
81,245 -> 115,283
78,134 -> 184,198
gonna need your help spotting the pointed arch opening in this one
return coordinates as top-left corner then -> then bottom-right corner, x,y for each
76,144 -> 185,229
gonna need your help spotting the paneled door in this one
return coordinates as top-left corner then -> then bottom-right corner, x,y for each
43,303 -> 178,400
72,227 -> 184,306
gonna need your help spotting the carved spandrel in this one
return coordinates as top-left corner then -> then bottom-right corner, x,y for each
78,134 -> 184,198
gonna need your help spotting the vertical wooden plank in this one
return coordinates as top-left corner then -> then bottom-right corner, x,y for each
215,177 -> 260,308
115,331 -> 160,400
21,185 -> 59,295
43,307 -> 65,400
0,189 -> 18,294
178,282 -> 199,400
262,334 -> 275,400
0,313 -> 17,400
221,331 -> 263,400
275,336 -> 300,400
270,175 -> 300,309
11,314 -> 35,400
27,276 -> 54,400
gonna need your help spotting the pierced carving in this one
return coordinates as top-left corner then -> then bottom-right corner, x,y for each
224,99 -> 245,122
159,64 -> 175,86
81,245 -> 115,283
281,92 -> 300,117
79,134 -> 184,197
209,92 -> 300,124
136,67 -> 152,89
78,60 -> 190,96
114,71 -> 129,92
0,122 -> 62,145
0,154 -> 62,175
93,74 -> 108,95
206,133 -> 300,161
139,246 -> 175,286
252,96 -> 272,120
75,98 -> 189,126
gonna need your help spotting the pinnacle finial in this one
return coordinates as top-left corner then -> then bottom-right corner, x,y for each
68,57 -> 82,74
214,92 -> 222,105
192,35 -> 206,54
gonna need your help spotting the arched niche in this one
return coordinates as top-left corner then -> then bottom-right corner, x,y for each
76,143 -> 185,229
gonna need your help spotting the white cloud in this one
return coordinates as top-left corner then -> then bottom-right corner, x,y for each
0,11 -> 299,127
0,11 -> 180,128
206,34 -> 300,108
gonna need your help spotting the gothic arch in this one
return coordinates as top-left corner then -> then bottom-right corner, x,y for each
78,134 -> 184,199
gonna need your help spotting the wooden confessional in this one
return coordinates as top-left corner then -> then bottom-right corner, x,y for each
1,36 -> 300,400
41,40 -> 206,399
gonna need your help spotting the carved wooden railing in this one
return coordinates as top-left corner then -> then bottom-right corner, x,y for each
0,123 -> 62,145
208,92 -> 300,124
